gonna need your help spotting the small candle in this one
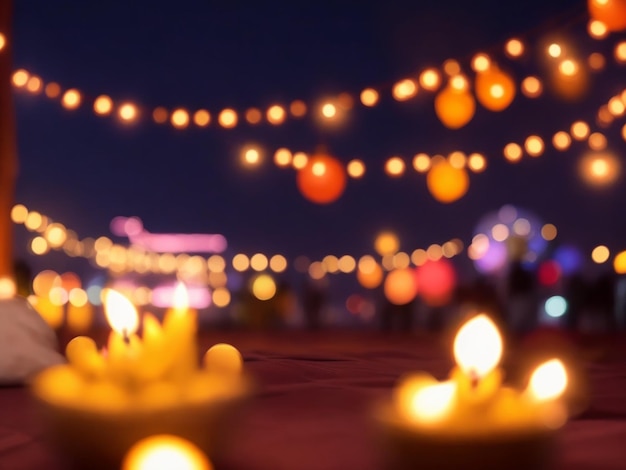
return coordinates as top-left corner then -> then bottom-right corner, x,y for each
162,282 -> 198,381
122,434 -> 213,470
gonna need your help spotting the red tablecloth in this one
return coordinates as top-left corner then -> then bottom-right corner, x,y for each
1,331 -> 625,470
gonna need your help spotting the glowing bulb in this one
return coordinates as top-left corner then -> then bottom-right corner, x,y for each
0,33 -> 5,51
267,105 -> 286,125
552,131 -> 571,150
218,109 -> 237,128
251,274 -> 276,301
588,132 -> 607,151
559,59 -> 578,76
121,435 -> 212,470
453,314 -> 502,378
525,136 -> 544,157
419,69 -> 441,91
26,76 -> 42,93
412,154 -> 430,173
443,59 -> 461,76
615,41 -> 626,63
0,277 -> 16,299
608,96 -> 625,116
94,95 -> 113,115
409,381 -> 456,422
62,89 -> 81,109
571,121 -> 590,140
505,38 -> 524,57
250,253 -> 268,271
347,159 -> 365,178
152,107 -> 168,124
292,152 -> 308,169
311,161 -> 327,176
10,204 -> 28,224
468,153 -> 486,173
588,52 -> 606,71
321,103 -> 337,118
12,69 -> 29,87
392,79 -> 417,101
591,245 -> 610,264
44,82 -> 61,98
504,143 -> 523,162
245,108 -> 262,124
274,148 -> 292,167
548,43 -> 562,58
118,103 -> 137,122
588,20 -> 608,39
171,109 -> 190,128
527,359 -> 567,402
450,75 -> 468,91
193,110 -> 210,127
385,157 -> 405,176
471,53 -> 490,72
243,148 -> 261,166
360,88 -> 379,106
289,100 -> 307,117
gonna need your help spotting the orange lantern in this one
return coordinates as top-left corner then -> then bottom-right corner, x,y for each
296,154 -> 347,204
384,268 -> 418,305
588,0 -> 626,32
426,160 -> 470,203
475,66 -> 516,111
434,82 -> 476,129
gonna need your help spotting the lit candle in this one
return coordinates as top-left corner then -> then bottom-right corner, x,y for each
122,434 -> 212,470
162,282 -> 198,381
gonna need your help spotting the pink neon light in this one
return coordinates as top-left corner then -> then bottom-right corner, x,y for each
110,216 -> 227,253
151,284 -> 212,309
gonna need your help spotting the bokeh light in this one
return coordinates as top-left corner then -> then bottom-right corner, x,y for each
193,110 -> 210,127
267,105 -> 286,125
171,109 -> 190,128
218,109 -> 238,128
591,245 -> 610,263
524,136 -> 544,157
552,131 -> 571,151
392,79 -> 418,101
419,69 -> 441,91
274,148 -> 292,167
426,160 -> 469,203
375,232 -> 400,256
384,268 -> 418,305
521,76 -> 543,98
468,153 -> 486,173
360,88 -> 379,107
251,274 -> 277,301
579,151 -> 621,187
545,296 -> 567,318
505,38 -> 524,57
385,157 -> 405,177
296,154 -> 346,204
121,435 -> 212,470
413,153 -> 431,173
94,95 -> 113,115
347,159 -> 366,178
504,143 -> 523,162
62,89 -> 81,109
415,259 -> 456,306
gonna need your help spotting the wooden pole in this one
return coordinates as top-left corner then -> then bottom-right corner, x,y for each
0,0 -> 17,284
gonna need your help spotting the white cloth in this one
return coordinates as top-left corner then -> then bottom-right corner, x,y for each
0,297 -> 65,385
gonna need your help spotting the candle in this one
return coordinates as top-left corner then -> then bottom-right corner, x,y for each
376,313 -> 570,470
31,287 -> 250,469
122,435 -> 213,470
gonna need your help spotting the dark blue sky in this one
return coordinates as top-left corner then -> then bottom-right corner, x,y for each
10,0 -> 626,281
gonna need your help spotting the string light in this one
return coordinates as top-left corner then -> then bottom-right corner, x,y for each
347,159 -> 366,178
218,108 -> 237,128
385,157 -> 405,176
321,102 -> 337,119
245,108 -> 262,124
505,38 -> 524,58
267,105 -> 286,125
94,95 -> 113,115
193,109 -> 210,127
413,154 -> 431,173
61,89 -> 81,109
615,41 -> 626,63
504,143 -> 523,162
521,76 -> 543,98
588,20 -> 609,39
171,108 -> 189,128
548,43 -> 562,58
471,53 -> 491,72
360,88 -> 379,107
118,103 -> 138,122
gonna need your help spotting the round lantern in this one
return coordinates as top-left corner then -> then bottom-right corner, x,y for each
588,0 -> 626,31
426,160 -> 470,203
296,154 -> 347,204
384,268 -> 418,305
434,85 -> 476,129
475,66 -> 516,111
415,259 -> 457,306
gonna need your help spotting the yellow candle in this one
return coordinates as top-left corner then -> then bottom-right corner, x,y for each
65,336 -> 106,378
136,312 -> 173,381
203,343 -> 243,377
162,282 -> 198,381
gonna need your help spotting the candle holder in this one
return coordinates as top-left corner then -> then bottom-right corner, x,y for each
32,369 -> 252,470
373,403 -> 558,470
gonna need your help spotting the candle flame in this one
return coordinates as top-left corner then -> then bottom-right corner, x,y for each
410,381 -> 456,422
528,359 -> 568,402
453,314 -> 502,378
172,282 -> 189,310
104,289 -> 139,336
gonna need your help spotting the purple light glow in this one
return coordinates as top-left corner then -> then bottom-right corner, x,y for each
151,283 -> 212,309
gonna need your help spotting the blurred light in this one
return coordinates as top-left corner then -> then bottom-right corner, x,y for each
171,109 -> 189,128
250,253 -> 268,271
615,41 -> 626,63
450,75 -> 468,91
615,251 -> 626,274
338,255 -> 356,273
375,232 -> 399,256
471,53 -> 491,72
218,109 -> 237,128
598,105 -> 613,127
232,254 -> 250,272
468,153 -> 486,173
411,249 -> 428,266
321,102 -> 337,118
31,236 -> 49,255
45,223 -> 67,248
579,151 -> 621,187
289,100 -> 307,117
552,131 -> 571,150
538,260 -> 561,286
587,52 -> 606,71
118,103 -> 137,122
25,211 -> 44,231
504,143 -> 523,162
427,244 -> 443,261
525,136 -> 544,157
0,277 -> 15,299
323,255 -> 339,273
347,159 -> 365,178
419,69 -> 441,91
243,147 -> 261,166
622,123 -> 626,141
152,107 -> 168,124
212,287 -> 231,307
267,105 -> 286,125
360,88 -> 379,107
385,157 -> 405,176
413,153 -> 431,173
269,254 -> 287,273
292,152 -> 308,169
0,33 -> 5,51
392,252 -> 410,269
94,95 -> 113,115
521,76 -> 543,98
193,109 -> 210,127
274,148 -> 293,167
392,79 -> 417,101
245,108 -> 262,125
10,204 -> 28,223
12,69 -> 28,87
608,96 -> 625,116
571,121 -> 590,140
588,20 -> 609,39
505,38 -> 524,57
558,59 -> 578,77
541,224 -> 558,241
62,89 -> 81,109
512,218 -> 531,236
443,59 -> 461,76
26,76 -> 42,93
545,296 -> 567,318
491,223 -> 509,242
86,285 -> 102,306
308,261 -> 326,280
44,82 -> 61,98
588,132 -> 607,151
69,288 -> 88,307
548,43 -> 562,58
554,245 -> 583,275
207,255 -> 225,272
592,245 -> 610,264
448,151 -> 466,169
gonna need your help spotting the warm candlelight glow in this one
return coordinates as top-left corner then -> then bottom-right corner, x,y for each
453,314 -> 503,378
122,435 -> 212,470
527,359 -> 568,402
410,381 -> 456,422
104,289 -> 139,336
172,282 -> 189,310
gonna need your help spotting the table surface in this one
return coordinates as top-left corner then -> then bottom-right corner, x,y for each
1,329 -> 625,470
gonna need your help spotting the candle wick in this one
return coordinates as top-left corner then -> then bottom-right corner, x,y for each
122,329 -> 130,344
469,370 -> 480,389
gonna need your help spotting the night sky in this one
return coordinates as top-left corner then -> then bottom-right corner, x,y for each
10,0 -> 626,288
